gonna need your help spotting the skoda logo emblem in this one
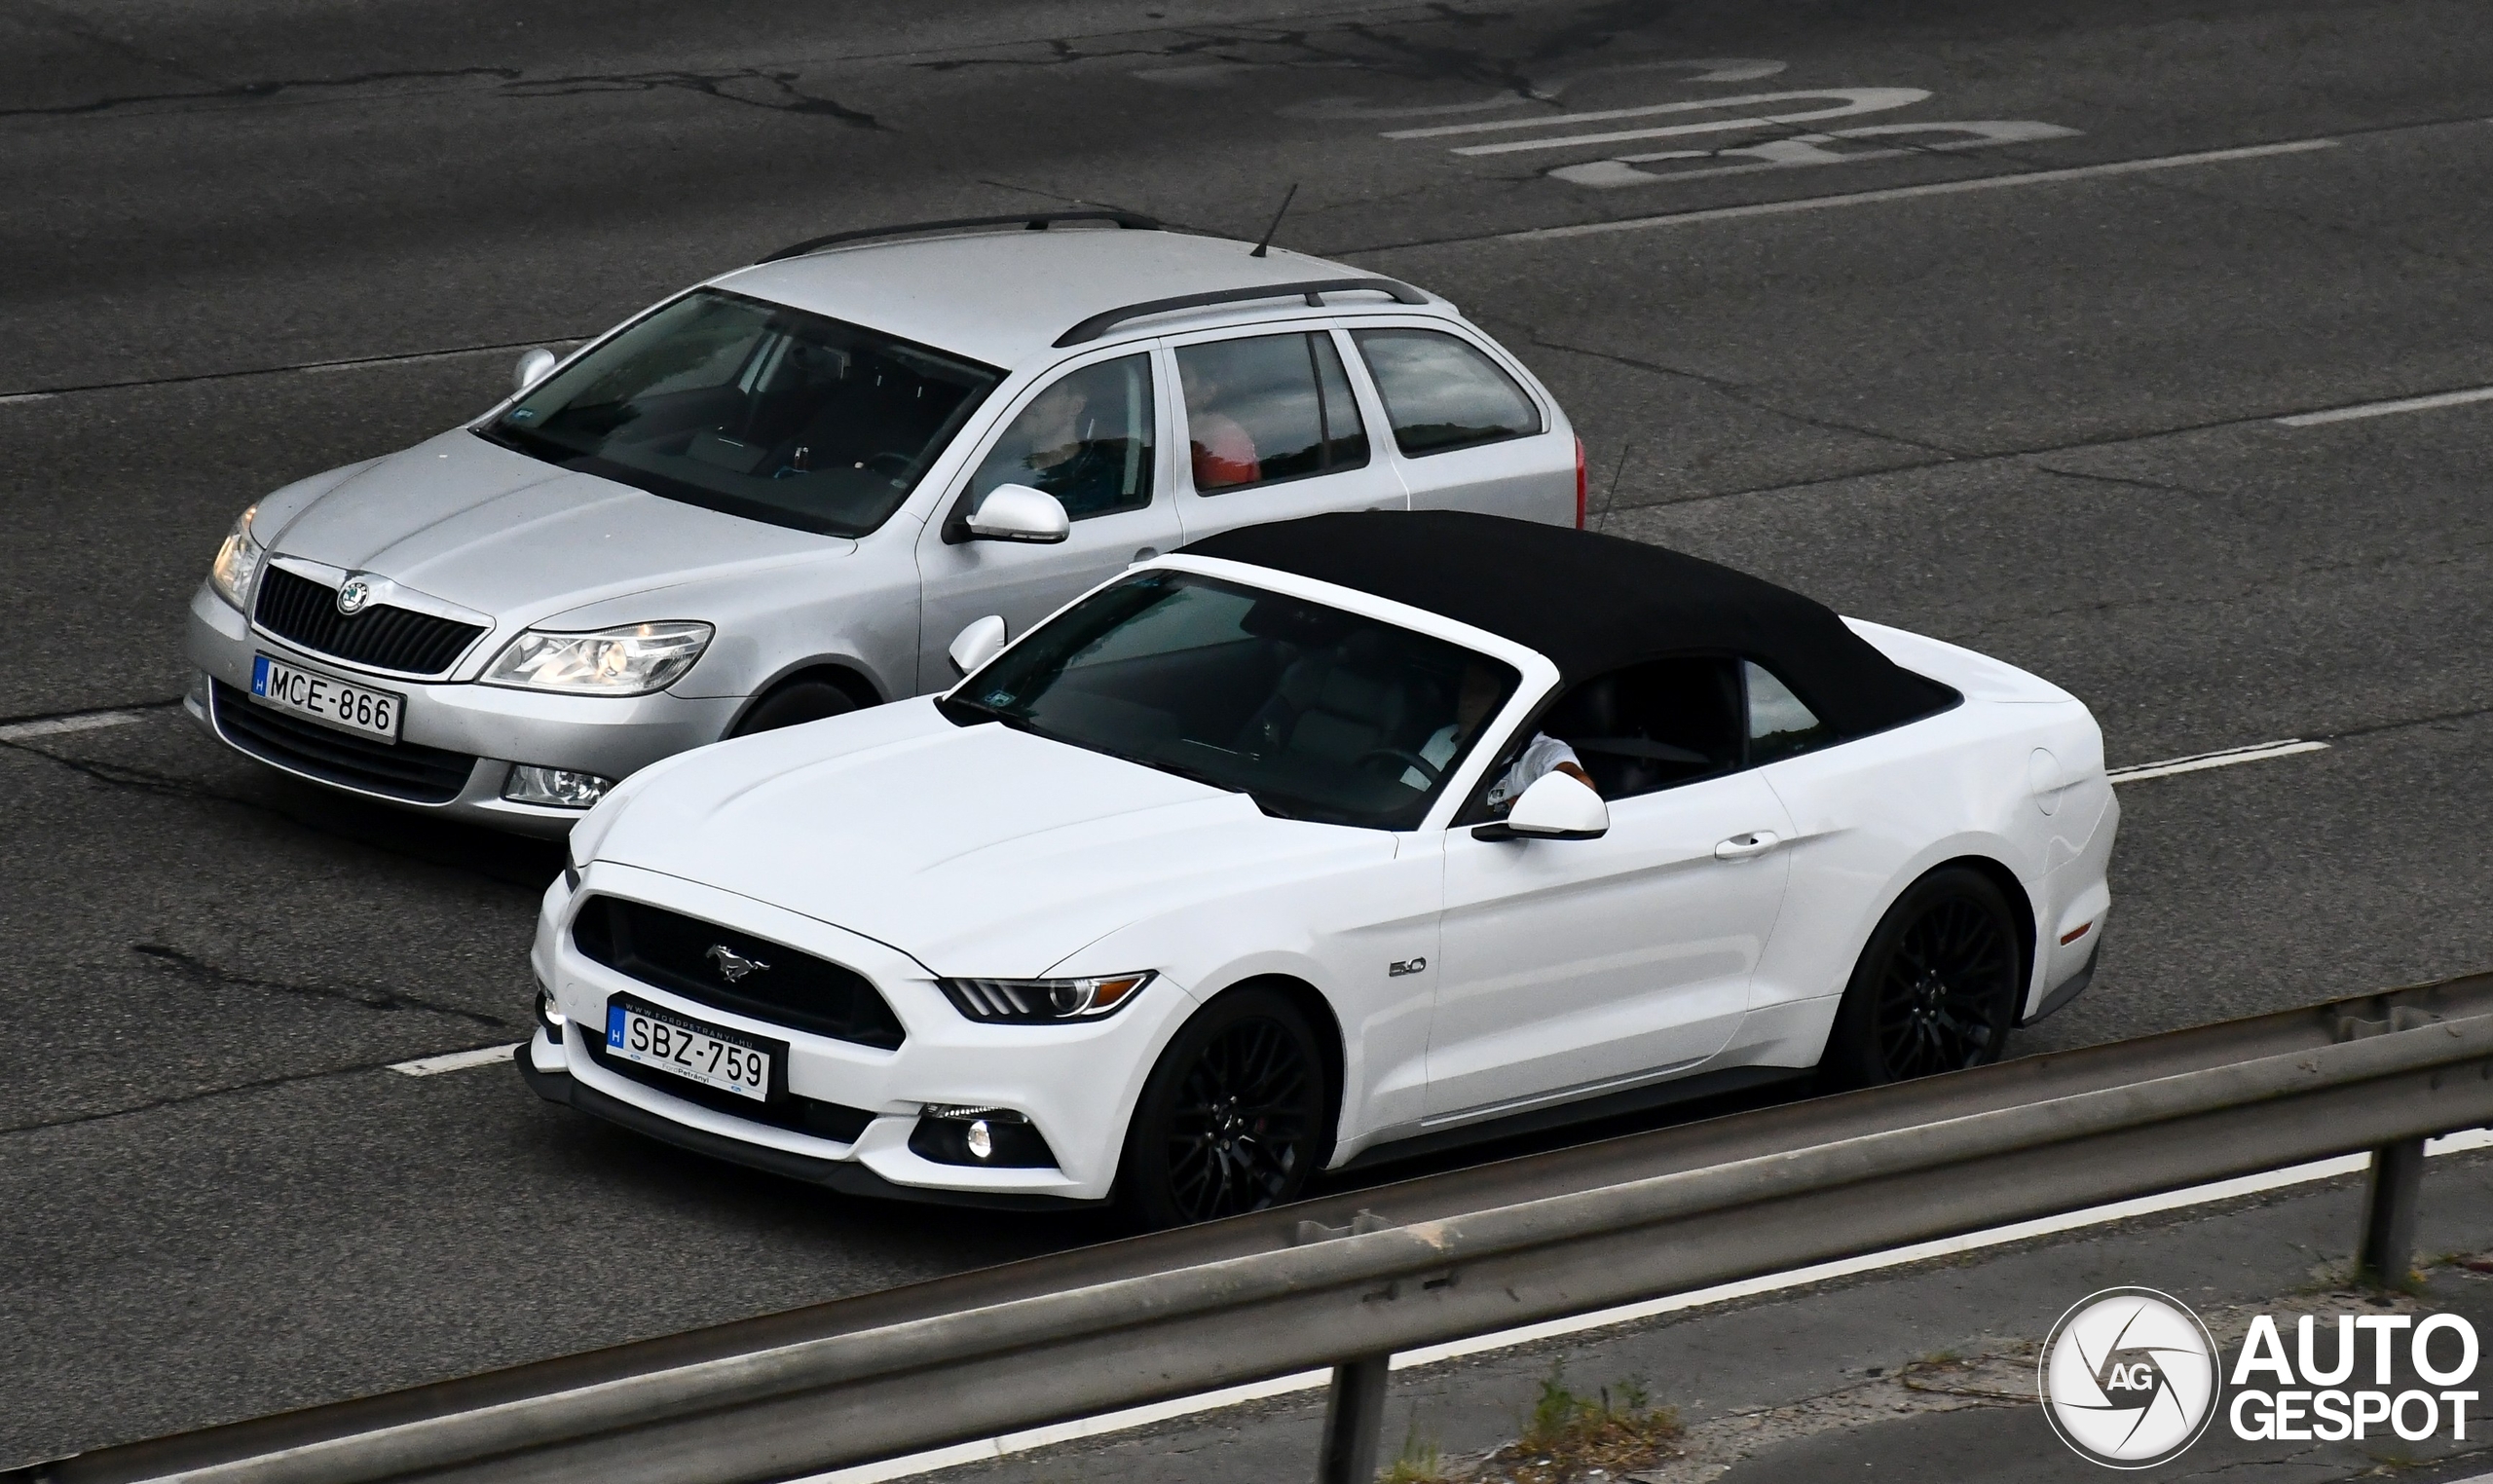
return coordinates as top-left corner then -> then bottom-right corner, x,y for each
707,945 -> 769,983
335,576 -> 375,615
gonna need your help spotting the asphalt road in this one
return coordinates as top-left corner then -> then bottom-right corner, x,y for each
3,0 -> 2489,1466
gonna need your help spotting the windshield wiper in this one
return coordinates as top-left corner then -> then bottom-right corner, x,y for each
1129,753 -> 1247,797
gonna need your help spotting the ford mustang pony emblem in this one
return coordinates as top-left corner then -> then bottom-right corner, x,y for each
707,945 -> 769,983
335,576 -> 374,615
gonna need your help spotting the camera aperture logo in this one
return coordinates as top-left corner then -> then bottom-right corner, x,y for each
2041,1288 -> 2220,1468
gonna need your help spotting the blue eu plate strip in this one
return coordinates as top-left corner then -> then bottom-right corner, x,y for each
606,1004 -> 626,1048
250,655 -> 271,696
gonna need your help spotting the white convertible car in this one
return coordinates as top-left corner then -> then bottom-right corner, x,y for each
520,512 -> 2116,1225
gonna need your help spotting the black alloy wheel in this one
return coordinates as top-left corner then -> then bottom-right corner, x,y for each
1123,986 -> 1330,1229
1825,867 -> 2025,1087
729,676 -> 861,737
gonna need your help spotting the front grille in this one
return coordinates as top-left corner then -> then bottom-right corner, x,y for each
571,896 -> 906,1050
254,566 -> 487,677
210,681 -> 476,803
578,1023 -> 874,1142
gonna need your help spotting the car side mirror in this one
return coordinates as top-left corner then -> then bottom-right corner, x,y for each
1473,771 -> 1609,841
965,484 -> 1070,544
949,615 -> 1008,677
512,347 -> 560,394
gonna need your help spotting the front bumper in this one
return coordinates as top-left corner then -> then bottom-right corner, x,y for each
187,582 -> 737,835
523,863 -> 1183,1205
515,1038 -> 1101,1210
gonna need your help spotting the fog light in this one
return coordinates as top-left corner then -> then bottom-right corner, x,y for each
910,1104 -> 1055,1169
503,765 -> 614,808
535,984 -> 567,1038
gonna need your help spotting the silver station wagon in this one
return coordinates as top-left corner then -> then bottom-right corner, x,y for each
186,211 -> 1582,833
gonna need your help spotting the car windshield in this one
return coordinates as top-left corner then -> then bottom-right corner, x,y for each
478,288 -> 1003,537
942,571 -> 1518,831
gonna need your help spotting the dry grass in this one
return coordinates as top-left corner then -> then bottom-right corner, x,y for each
1468,1365 -> 1685,1484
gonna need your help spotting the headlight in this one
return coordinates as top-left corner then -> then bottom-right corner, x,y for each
936,972 -> 1155,1023
481,621 -> 713,695
208,503 -> 263,611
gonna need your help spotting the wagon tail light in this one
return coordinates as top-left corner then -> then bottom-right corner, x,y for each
1574,437 -> 1587,529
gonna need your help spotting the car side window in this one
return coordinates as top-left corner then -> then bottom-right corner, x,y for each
1352,327 -> 1542,457
1744,659 -> 1833,764
1176,333 -> 1369,494
965,353 -> 1155,520
1536,655 -> 1745,802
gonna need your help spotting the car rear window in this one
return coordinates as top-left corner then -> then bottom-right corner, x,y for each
1176,333 -> 1369,494
479,288 -> 1002,538
1352,327 -> 1542,457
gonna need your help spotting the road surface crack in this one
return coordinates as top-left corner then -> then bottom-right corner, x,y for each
130,944 -> 512,1029
1515,328 -> 1969,461
0,736 -> 558,890
4,63 -> 885,128
0,1057 -> 439,1138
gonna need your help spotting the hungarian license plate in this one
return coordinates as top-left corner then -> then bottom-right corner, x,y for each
250,653 -> 403,742
606,999 -> 774,1101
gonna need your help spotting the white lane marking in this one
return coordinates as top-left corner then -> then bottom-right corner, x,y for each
299,341 -> 578,376
0,391 -> 56,407
389,1043 -> 522,1077
1499,138 -> 2340,241
1392,88 -> 1933,156
0,709 -> 153,742
803,1128 -> 2493,1483
2108,739 -> 2330,784
1550,120 -> 2083,189
2277,384 -> 2493,427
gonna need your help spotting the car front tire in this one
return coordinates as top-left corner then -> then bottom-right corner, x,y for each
1823,866 -> 2026,1088
1119,984 -> 1330,1229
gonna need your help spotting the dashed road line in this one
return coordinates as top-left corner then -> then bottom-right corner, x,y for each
2277,384 -> 2493,427
389,1043 -> 524,1077
2107,738 -> 2329,785
0,337 -> 579,405
1496,138 -> 2340,241
0,709 -> 156,743
806,1130 -> 2493,1483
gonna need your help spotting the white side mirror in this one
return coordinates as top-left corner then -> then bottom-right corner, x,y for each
949,615 -> 1009,677
513,347 -> 560,394
966,484 -> 1070,544
1486,771 -> 1609,841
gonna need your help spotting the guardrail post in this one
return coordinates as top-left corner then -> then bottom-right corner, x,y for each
2357,1135 -> 2426,1287
1316,1354 -> 1391,1484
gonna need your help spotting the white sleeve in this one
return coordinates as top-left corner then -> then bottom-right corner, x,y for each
1487,733 -> 1581,807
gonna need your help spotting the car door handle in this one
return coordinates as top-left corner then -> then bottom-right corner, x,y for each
1714,831 -> 1781,861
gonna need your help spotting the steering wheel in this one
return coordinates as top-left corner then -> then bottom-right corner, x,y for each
1357,748 -> 1442,785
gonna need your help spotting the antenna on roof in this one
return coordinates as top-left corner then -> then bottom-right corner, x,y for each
1248,183 -> 1299,258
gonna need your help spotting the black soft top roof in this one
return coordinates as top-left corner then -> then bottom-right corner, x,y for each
1180,511 -> 1953,739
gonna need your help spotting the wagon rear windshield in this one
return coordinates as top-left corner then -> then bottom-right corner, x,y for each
479,289 -> 1002,538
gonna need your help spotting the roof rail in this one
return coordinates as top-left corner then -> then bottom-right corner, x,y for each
756,210 -> 1161,265
1054,277 -> 1431,348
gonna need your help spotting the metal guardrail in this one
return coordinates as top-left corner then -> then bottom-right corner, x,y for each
20,971 -> 2493,1484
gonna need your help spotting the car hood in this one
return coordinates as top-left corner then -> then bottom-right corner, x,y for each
258,429 -> 845,620
588,699 -> 1393,977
